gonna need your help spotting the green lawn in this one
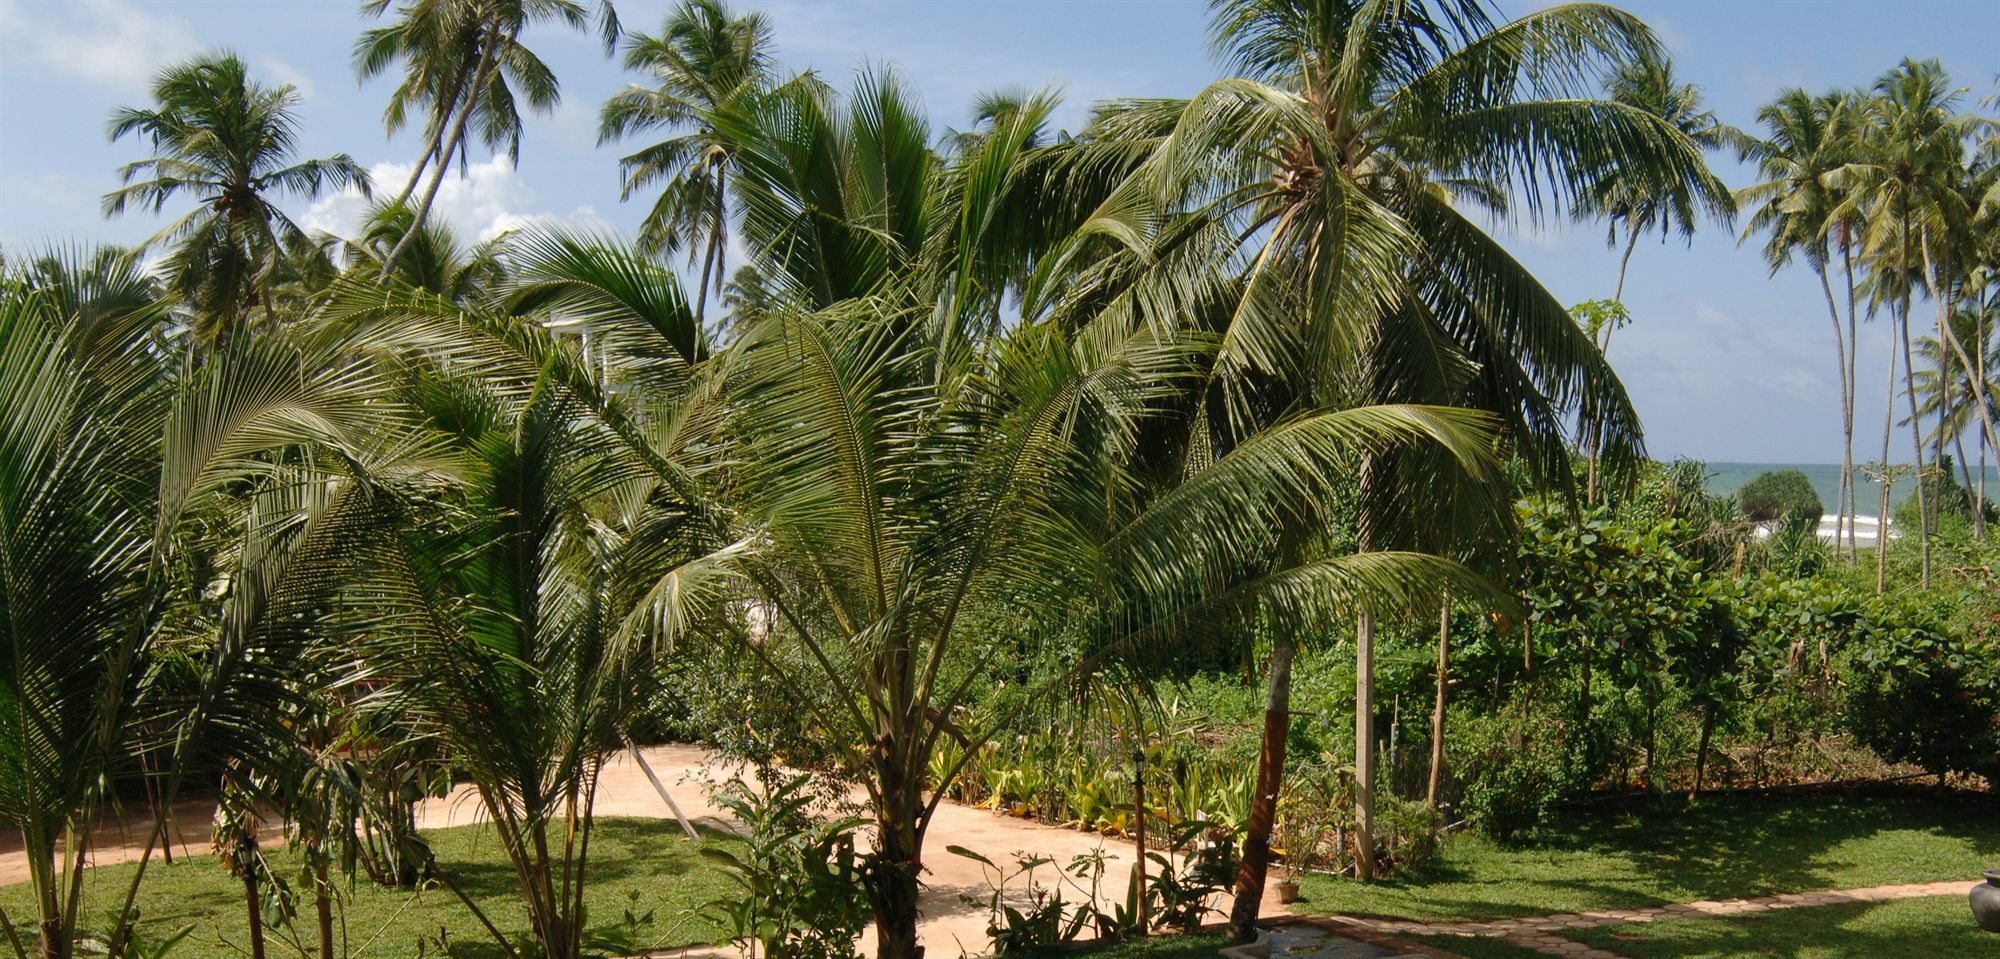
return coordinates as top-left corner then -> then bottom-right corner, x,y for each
1565,895 -> 1990,958
0,818 -> 739,959
1295,793 -> 2000,923
1016,933 -> 1232,959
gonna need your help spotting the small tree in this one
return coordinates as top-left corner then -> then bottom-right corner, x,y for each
1739,469 -> 1824,526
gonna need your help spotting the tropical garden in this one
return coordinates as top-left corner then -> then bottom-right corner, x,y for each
0,2 -> 1995,959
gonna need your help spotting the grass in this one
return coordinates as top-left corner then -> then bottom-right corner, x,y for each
0,818 -> 739,959
1014,933 -> 1232,959
1565,895 -> 1989,958
1295,792 -> 2000,923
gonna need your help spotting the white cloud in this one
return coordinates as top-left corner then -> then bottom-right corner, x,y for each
255,54 -> 317,99
0,0 -> 201,95
301,156 -> 615,243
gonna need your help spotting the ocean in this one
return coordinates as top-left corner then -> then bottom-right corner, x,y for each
1702,461 -> 2000,515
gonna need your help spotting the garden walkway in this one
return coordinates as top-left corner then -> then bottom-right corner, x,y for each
1318,878 -> 1978,958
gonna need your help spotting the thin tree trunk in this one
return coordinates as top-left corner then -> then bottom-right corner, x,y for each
1924,243 -> 2000,494
1353,609 -> 1376,882
1227,634 -> 1293,938
1688,700 -> 1718,802
1843,238 -> 1862,561
315,854 -> 335,959
1898,289 -> 1931,588
381,28 -> 500,280
243,874 -> 267,959
1818,263 -> 1852,556
1877,328 -> 1898,595
1425,597 -> 1449,817
1610,224 -> 1641,320
394,62 -> 468,208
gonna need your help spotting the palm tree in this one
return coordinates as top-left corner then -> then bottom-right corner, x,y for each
334,69 -> 1501,959
1574,51 -> 1735,501
361,0 -> 619,278
345,200 -> 513,301
1832,59 -> 1994,586
0,255 -> 411,959
103,53 -> 370,349
1043,0 -> 1724,909
598,0 -> 774,324
1581,50 -> 1738,325
1739,90 -> 1862,561
1911,310 -> 1999,526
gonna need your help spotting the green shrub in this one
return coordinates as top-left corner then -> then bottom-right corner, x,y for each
1841,607 -> 2000,782
1739,469 -> 1823,526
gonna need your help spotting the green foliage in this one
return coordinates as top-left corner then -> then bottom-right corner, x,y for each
701,776 -> 868,959
1739,468 -> 1825,526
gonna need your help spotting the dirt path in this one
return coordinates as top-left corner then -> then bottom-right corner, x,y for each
0,746 -> 1284,956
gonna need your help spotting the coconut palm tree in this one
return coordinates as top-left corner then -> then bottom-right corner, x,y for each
345,200 -> 514,301
598,0 -> 775,324
361,0 -> 619,278
0,253 -> 413,959
103,53 -> 370,349
1832,59 -> 1995,586
1739,90 -> 1863,560
1037,0 -> 1724,909
1581,50 -> 1738,323
334,69 -> 1503,959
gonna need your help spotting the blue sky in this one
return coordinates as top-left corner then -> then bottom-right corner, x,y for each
1,0 -> 1996,463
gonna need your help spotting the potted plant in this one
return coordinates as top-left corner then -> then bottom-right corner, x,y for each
1272,806 -> 1310,905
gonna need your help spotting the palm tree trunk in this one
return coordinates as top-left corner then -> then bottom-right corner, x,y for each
1843,238 -> 1862,561
1425,597 -> 1449,817
315,853 -> 335,959
1227,632 -> 1293,939
695,221 -> 720,329
1877,329 -> 1897,595
243,873 -> 267,959
381,28 -> 501,280
1610,224 -> 1641,318
1923,245 -> 2000,496
1818,263 -> 1852,557
395,64 -> 469,208
1353,608 -> 1376,882
1898,289 -> 1931,588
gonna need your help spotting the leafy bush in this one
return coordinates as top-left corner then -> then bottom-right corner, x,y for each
1841,609 -> 2000,783
702,777 -> 869,959
1739,469 -> 1824,526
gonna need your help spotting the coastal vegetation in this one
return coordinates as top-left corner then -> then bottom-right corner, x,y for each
0,2 -> 1994,959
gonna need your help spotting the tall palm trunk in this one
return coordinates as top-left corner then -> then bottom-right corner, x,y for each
1843,239 -> 1862,561
1425,597 -> 1449,817
1877,329 -> 1898,595
382,27 -> 501,280
693,166 -> 726,328
1923,242 -> 2000,496
394,61 -> 471,208
1353,608 -> 1376,882
1897,287 -> 1931,588
1817,261 -> 1852,556
1227,630 -> 1293,939
1584,225 -> 1645,504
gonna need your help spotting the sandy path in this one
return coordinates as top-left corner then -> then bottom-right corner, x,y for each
1,746 -> 1279,956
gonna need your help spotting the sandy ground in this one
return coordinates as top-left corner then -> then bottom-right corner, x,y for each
1,746 -> 1282,956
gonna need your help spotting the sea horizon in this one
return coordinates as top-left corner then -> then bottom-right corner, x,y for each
1701,460 -> 2000,516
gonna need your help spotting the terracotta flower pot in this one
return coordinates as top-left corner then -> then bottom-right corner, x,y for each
1972,870 -> 2000,933
1275,879 -> 1300,905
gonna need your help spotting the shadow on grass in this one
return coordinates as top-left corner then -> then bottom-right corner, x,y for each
1294,791 -> 2000,923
